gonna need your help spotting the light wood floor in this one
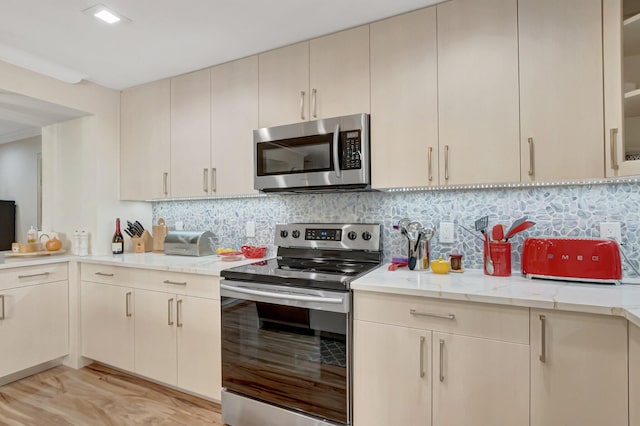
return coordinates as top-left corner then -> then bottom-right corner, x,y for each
0,364 -> 223,426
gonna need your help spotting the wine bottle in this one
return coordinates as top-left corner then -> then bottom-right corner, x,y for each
112,218 -> 124,254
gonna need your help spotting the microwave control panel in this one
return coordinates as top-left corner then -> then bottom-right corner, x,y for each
341,130 -> 362,170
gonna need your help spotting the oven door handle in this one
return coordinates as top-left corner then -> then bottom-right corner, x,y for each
333,123 -> 341,178
220,283 -> 344,304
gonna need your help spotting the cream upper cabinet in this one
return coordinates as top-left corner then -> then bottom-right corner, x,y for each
120,79 -> 171,200
370,8 -> 438,189
258,42 -> 310,128
211,56 -> 259,196
530,310 -> 628,426
631,322 -> 640,426
604,0 -> 640,176
437,0 -> 520,185
519,0 -> 604,181
309,25 -> 370,120
170,68 -> 211,197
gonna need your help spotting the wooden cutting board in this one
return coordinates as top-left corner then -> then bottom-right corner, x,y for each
6,249 -> 66,258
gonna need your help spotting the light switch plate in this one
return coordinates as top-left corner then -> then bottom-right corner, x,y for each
440,222 -> 454,244
600,222 -> 621,242
246,221 -> 256,238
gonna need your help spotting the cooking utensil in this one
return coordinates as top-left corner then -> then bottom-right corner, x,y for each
396,218 -> 411,236
505,217 -> 528,239
485,230 -> 495,275
492,224 -> 504,242
458,224 -> 485,242
505,220 -> 535,242
475,216 -> 489,234
388,261 -> 408,271
406,221 -> 424,270
124,229 -> 133,238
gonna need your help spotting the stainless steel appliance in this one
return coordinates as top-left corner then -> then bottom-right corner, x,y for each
254,113 -> 370,192
163,230 -> 216,256
220,223 -> 382,426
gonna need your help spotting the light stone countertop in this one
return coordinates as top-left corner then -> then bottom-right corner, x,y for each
351,264 -> 640,328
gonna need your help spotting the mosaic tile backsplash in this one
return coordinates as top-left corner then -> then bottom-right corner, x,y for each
153,183 -> 640,273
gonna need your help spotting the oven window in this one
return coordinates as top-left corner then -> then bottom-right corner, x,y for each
256,134 -> 334,176
221,297 -> 348,424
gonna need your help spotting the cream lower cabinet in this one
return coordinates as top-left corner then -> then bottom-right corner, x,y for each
353,291 -> 529,426
80,264 -> 221,400
0,280 -> 69,378
81,281 -> 134,371
530,309 -> 628,426
631,322 -> 640,426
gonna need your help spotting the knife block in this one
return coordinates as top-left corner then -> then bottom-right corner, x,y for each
132,230 -> 153,253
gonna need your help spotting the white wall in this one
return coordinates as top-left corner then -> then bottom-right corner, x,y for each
0,135 -> 41,243
0,60 -> 151,255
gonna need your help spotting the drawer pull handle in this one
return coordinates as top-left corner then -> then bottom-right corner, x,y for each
18,272 -> 50,279
419,336 -> 426,378
95,272 -> 115,277
177,299 -> 183,328
439,339 -> 445,382
0,295 -> 4,320
539,315 -> 547,363
410,309 -> 455,320
125,292 -> 132,318
163,280 -> 187,286
168,298 -> 174,326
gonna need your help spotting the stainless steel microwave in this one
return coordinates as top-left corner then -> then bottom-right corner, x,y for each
254,113 -> 370,192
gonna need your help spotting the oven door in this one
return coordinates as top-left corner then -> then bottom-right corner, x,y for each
220,280 -> 350,425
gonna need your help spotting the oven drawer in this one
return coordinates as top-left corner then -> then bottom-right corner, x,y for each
354,290 -> 528,344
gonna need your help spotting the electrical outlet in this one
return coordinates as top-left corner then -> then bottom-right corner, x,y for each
175,221 -> 184,231
246,221 -> 256,238
440,221 -> 455,244
600,222 -> 622,242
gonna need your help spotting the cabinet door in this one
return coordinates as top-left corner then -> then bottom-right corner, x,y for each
437,0 -> 520,185
310,26 -> 370,119
176,296 -> 221,400
631,322 -> 640,426
134,289 -> 177,386
370,8 -> 439,189
81,281 -> 134,371
120,79 -> 171,200
0,281 -> 68,377
519,0 -> 603,181
211,56 -> 259,196
258,42 -> 309,128
432,332 -> 529,426
170,69 -> 211,197
530,310 -> 628,426
353,320 -> 431,426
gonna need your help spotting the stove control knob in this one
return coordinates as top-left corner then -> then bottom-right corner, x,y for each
292,230 -> 301,238
347,231 -> 358,240
280,230 -> 288,238
362,231 -> 372,241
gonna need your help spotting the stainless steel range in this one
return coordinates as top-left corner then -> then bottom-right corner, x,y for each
220,223 -> 382,426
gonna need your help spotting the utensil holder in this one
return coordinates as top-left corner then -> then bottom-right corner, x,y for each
484,241 -> 511,276
152,218 -> 168,252
132,230 -> 154,253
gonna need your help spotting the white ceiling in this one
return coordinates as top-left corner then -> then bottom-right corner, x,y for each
1,0 -> 442,90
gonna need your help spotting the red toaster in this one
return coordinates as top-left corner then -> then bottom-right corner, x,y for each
521,238 -> 622,285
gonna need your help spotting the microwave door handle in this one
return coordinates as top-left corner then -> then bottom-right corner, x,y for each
333,123 -> 341,178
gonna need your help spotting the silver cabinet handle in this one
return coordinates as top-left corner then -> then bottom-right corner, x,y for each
18,272 -> 50,279
444,145 -> 450,181
177,299 -> 183,328
0,295 -> 4,320
333,123 -> 341,178
163,279 -> 187,286
211,168 -> 217,193
300,91 -> 306,120
163,172 -> 168,196
539,315 -> 546,363
168,298 -> 174,326
203,168 -> 209,193
528,137 -> 535,177
312,88 -> 317,118
95,272 -> 114,277
439,339 -> 445,382
410,309 -> 455,320
125,292 -> 132,318
610,128 -> 619,171
427,147 -> 433,182
419,336 -> 426,378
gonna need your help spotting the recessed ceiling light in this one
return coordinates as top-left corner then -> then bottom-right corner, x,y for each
82,4 -> 130,25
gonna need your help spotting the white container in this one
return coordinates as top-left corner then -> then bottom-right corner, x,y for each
72,230 -> 90,256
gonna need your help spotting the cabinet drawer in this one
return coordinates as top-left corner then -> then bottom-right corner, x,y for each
81,263 -> 219,299
354,291 -> 529,344
0,263 -> 68,291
